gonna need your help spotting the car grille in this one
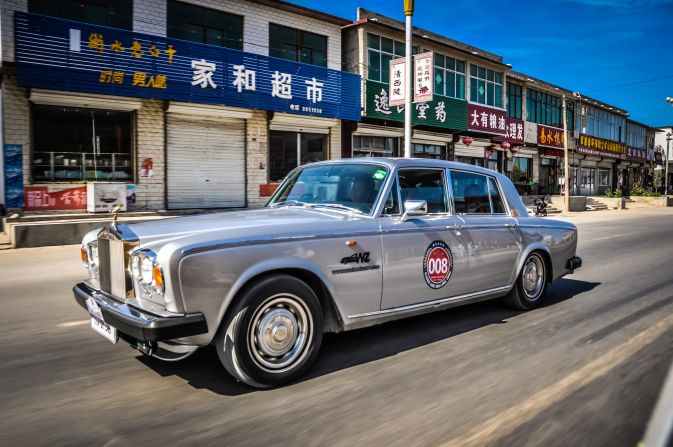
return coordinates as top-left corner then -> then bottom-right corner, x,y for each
98,237 -> 130,299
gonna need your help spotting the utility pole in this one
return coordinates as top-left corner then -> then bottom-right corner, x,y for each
666,132 -> 671,197
403,0 -> 414,158
562,94 -> 570,213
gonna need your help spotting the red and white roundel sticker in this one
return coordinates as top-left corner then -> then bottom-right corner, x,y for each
423,240 -> 453,289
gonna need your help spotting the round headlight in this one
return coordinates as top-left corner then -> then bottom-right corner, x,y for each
141,256 -> 154,284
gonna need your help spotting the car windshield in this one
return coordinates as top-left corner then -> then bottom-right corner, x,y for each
268,163 -> 390,214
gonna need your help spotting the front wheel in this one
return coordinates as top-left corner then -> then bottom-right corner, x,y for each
216,274 -> 323,388
503,252 -> 548,310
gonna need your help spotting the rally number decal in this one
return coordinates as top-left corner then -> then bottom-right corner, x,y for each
423,240 -> 453,289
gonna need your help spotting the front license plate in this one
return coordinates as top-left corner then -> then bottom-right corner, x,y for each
86,298 -> 118,344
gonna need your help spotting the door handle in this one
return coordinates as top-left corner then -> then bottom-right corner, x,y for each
504,222 -> 518,228
446,224 -> 466,230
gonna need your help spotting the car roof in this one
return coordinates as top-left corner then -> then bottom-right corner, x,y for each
304,157 -> 504,178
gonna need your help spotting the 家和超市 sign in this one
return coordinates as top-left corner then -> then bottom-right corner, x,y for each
14,12 -> 361,121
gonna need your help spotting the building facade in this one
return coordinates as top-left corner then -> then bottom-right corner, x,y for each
1,0 -> 360,211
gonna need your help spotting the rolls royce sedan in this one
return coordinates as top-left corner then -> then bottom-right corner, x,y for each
74,158 -> 582,387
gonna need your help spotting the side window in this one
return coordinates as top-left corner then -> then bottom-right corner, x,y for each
398,169 -> 448,214
488,177 -> 507,214
450,170 -> 490,214
383,178 -> 400,215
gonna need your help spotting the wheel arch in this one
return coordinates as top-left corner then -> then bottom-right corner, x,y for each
214,259 -> 344,340
514,243 -> 553,285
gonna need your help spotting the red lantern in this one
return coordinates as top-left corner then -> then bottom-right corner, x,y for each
500,141 -> 511,150
484,148 -> 491,159
510,145 -> 519,154
462,136 -> 473,146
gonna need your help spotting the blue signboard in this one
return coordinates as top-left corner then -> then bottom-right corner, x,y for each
4,144 -> 24,209
14,12 -> 361,121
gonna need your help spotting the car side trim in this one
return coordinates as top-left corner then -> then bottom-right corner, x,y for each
347,285 -> 511,319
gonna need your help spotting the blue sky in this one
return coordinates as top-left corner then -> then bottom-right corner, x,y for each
290,0 -> 673,127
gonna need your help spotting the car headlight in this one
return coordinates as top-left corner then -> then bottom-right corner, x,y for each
81,241 -> 99,278
131,249 -> 164,295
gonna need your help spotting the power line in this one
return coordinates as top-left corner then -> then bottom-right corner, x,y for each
584,74 -> 673,93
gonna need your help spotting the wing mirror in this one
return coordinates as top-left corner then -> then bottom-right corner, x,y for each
401,200 -> 428,221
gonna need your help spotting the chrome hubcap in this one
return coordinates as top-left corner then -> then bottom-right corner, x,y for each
249,294 -> 312,372
522,255 -> 544,300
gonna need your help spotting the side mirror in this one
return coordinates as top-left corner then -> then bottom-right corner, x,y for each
401,200 -> 427,221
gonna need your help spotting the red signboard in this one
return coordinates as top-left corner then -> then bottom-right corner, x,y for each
468,103 -> 508,136
537,124 -> 565,149
24,185 -> 87,211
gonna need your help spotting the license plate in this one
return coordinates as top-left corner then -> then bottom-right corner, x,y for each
86,297 -> 118,343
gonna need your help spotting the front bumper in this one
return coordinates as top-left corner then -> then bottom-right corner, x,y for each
73,282 -> 208,342
566,256 -> 583,273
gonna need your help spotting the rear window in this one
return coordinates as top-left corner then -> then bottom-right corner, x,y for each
450,170 -> 507,214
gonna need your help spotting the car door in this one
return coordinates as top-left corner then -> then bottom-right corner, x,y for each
450,169 -> 522,292
379,167 -> 469,310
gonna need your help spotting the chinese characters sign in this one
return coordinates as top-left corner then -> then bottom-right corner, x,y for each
577,134 -> 626,158
537,124 -> 565,149
14,13 -> 361,121
467,103 -> 523,144
413,52 -> 433,103
388,58 -> 406,107
365,80 -> 467,131
626,146 -> 646,163
24,186 -> 87,211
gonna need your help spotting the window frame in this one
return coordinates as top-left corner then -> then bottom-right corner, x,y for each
470,64 -> 503,107
269,23 -> 327,67
167,0 -> 243,49
506,82 -> 522,119
366,32 -> 418,82
434,53 -> 466,99
447,168 -> 510,216
393,167 -> 451,216
28,0 -> 133,29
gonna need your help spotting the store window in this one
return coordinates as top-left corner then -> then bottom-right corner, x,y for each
579,106 -> 625,143
352,136 -> 399,158
598,169 -> 611,187
413,143 -> 446,159
469,64 -> 502,107
32,105 -> 133,183
167,0 -> 243,49
269,131 -> 327,181
434,54 -> 466,100
526,89 -> 564,128
456,156 -> 484,167
29,0 -> 132,29
506,83 -> 522,119
269,24 -> 327,67
367,33 -> 417,82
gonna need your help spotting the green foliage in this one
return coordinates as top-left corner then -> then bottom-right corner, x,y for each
613,188 -> 623,198
604,189 -> 613,198
630,185 -> 661,197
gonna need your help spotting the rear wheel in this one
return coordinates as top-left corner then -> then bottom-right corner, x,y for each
503,252 -> 548,310
216,274 -> 323,388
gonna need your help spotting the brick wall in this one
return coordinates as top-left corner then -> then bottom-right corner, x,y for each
134,99 -> 166,210
174,0 -> 342,70
246,110 -> 269,207
2,76 -> 31,186
1,0 -> 27,63
133,0 -> 167,36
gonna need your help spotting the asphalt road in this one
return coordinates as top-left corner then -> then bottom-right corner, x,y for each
1,208 -> 673,447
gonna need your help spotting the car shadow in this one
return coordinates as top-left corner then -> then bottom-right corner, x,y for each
137,278 -> 600,396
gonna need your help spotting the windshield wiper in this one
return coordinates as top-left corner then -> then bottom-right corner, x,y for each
310,203 -> 366,214
270,200 -> 307,208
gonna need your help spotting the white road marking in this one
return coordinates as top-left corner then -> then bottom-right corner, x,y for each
56,320 -> 90,328
441,313 -> 673,447
585,231 -> 643,243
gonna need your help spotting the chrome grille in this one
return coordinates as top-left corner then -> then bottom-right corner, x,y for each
98,235 -> 130,298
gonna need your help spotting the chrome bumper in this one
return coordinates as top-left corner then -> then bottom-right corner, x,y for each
73,282 -> 208,342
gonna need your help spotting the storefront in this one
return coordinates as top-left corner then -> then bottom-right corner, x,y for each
575,134 -> 625,196
536,125 -> 566,195
349,79 -> 467,160
10,12 -> 361,211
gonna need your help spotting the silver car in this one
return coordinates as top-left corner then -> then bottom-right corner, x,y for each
75,159 -> 582,387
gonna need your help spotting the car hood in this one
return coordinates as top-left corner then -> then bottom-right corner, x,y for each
127,207 -> 373,250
